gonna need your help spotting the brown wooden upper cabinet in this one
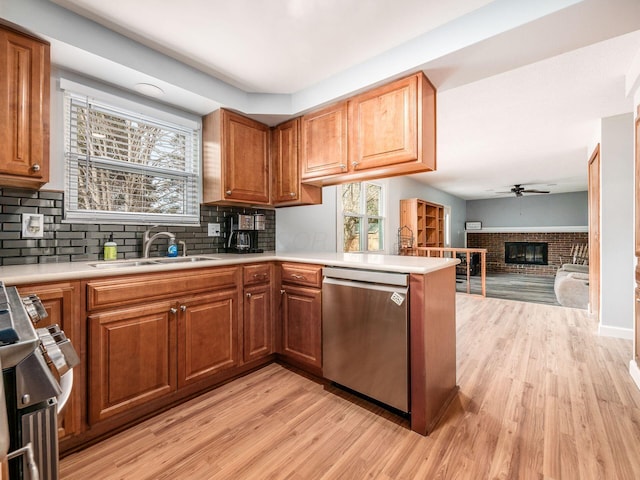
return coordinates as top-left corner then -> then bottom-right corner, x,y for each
301,71 -> 436,186
272,118 -> 322,206
203,108 -> 270,205
300,101 -> 349,181
0,23 -> 50,189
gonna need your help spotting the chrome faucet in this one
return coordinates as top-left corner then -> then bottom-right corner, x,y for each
142,228 -> 182,258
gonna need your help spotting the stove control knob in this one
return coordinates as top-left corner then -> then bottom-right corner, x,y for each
22,394 -> 31,405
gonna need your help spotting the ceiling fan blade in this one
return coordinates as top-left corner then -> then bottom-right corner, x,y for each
521,189 -> 550,194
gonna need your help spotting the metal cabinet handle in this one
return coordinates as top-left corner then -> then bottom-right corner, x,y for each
246,293 -> 252,298
291,274 -> 306,280
339,164 -> 346,170
169,307 -> 177,314
226,190 -> 232,195
31,164 -> 41,172
352,161 -> 359,167
280,289 -> 286,295
289,192 -> 296,197
180,305 -> 187,312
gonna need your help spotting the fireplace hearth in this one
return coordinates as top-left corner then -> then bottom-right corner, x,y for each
505,242 -> 548,265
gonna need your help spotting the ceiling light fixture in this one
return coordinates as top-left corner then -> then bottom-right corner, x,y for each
134,82 -> 164,97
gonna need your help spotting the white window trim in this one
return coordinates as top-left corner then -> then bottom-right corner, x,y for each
61,79 -> 202,226
443,205 -> 452,247
336,180 -> 388,253
60,78 -> 199,130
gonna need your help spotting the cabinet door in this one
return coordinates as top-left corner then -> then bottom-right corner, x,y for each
635,114 -> 639,257
0,27 -> 49,187
272,118 -> 300,203
636,285 -> 640,363
244,283 -> 273,363
88,301 -> 177,424
223,109 -> 270,203
272,118 -> 323,206
17,282 -> 80,440
301,101 -> 348,180
178,290 -> 240,387
280,285 -> 322,369
348,74 -> 418,171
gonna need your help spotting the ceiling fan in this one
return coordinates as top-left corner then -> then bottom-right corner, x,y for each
498,184 -> 551,197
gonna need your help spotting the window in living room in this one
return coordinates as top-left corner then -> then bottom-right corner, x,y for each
338,181 -> 385,253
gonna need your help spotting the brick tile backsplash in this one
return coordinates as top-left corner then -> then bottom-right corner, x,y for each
0,188 -> 276,266
467,232 -> 589,276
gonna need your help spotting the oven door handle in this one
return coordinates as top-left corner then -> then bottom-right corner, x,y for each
57,369 -> 73,414
7,443 -> 39,480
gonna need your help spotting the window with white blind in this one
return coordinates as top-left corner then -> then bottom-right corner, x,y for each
63,80 -> 201,225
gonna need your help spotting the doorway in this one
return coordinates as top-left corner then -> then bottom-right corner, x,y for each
588,145 -> 601,317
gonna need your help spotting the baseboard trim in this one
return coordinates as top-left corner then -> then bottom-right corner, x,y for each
598,324 -> 634,340
630,360 -> 640,391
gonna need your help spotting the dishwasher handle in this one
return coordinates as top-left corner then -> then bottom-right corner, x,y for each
323,267 -> 408,287
322,277 -> 408,296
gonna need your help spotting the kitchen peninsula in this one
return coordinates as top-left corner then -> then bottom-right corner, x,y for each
0,252 -> 458,452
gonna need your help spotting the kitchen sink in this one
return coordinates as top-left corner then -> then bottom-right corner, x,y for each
151,256 -> 219,264
88,256 -> 220,269
89,260 -> 158,269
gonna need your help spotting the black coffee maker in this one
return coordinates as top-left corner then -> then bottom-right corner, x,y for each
226,214 -> 265,253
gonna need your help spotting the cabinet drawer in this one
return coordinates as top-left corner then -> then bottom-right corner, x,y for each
280,263 -> 322,288
243,264 -> 271,286
87,266 -> 240,310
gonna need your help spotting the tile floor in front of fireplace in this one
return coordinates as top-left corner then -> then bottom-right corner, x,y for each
456,272 -> 561,306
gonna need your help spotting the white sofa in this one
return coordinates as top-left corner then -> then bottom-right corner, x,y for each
554,263 -> 589,309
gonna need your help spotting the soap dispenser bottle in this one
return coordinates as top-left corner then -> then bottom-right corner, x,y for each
104,234 -> 117,261
167,237 -> 178,257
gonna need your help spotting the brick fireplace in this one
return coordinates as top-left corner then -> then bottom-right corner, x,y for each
467,231 -> 588,276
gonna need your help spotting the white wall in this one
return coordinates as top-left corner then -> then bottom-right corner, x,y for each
275,186 -> 338,252
600,113 -> 635,336
387,176 -> 467,248
275,176 -> 467,253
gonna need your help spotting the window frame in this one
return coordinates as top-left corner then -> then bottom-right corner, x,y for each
337,180 -> 386,253
61,78 -> 202,226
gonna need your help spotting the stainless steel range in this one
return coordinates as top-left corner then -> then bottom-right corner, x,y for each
0,281 -> 79,480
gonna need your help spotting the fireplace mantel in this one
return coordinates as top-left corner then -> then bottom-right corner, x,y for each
466,226 -> 587,233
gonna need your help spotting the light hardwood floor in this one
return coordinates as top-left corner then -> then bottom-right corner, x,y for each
60,295 -> 640,479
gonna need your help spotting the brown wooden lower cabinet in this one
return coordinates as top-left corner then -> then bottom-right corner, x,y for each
58,264 -> 285,452
13,281 -> 82,443
179,289 -> 240,387
280,284 -> 322,370
242,264 -> 274,363
12,260 -> 457,454
244,283 -> 273,363
88,300 -> 177,424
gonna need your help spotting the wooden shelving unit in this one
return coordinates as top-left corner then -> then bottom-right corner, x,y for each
400,198 -> 444,249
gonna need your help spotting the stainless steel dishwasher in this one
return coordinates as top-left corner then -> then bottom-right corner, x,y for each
322,267 -> 409,413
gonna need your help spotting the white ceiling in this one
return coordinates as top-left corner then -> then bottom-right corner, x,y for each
25,1 -> 640,199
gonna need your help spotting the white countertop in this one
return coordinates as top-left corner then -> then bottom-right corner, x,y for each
0,252 -> 459,285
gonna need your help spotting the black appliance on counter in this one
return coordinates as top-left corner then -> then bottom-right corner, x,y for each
225,213 -> 265,254
0,281 -> 79,480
